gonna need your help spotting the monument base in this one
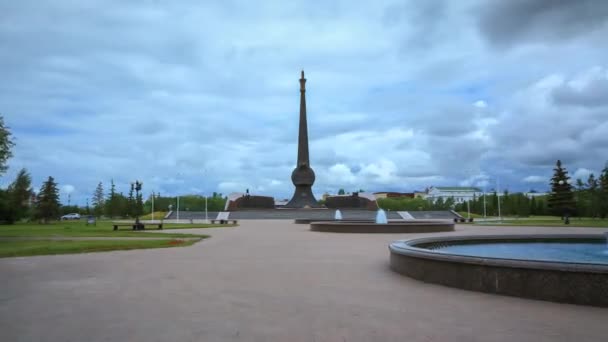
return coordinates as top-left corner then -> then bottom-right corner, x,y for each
285,186 -> 322,208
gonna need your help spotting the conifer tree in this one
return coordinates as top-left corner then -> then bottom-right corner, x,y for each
599,164 -> 608,218
7,168 -> 33,222
548,160 -> 576,217
105,179 -> 119,218
92,182 -> 104,217
35,176 -> 60,223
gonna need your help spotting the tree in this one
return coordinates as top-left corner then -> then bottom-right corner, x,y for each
7,168 -> 32,222
127,183 -> 135,217
0,115 -> 15,175
34,176 -> 60,223
599,165 -> 608,218
338,188 -> 345,195
574,178 -> 588,217
0,189 -> 11,223
587,173 -> 600,218
92,182 -> 104,217
105,179 -> 119,218
135,189 -> 144,217
547,160 -> 576,217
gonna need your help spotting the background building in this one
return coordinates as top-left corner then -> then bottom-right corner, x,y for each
373,192 -> 415,199
426,186 -> 483,203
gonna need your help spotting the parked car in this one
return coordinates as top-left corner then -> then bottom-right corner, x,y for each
61,213 -> 81,220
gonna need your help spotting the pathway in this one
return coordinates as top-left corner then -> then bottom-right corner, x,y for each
1,222 -> 607,342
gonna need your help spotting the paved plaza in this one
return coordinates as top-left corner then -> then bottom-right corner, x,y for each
1,221 -> 607,342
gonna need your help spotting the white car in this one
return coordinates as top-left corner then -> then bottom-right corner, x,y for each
61,213 -> 81,220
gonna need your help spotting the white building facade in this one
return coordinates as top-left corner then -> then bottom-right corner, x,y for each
426,186 -> 484,203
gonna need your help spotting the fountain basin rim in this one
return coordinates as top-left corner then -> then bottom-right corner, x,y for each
318,220 -> 453,225
390,234 -> 608,273
311,220 -> 454,233
295,219 -> 452,224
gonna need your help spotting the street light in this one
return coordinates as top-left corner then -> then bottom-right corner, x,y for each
482,185 -> 487,218
176,173 -> 181,223
151,191 -> 155,222
202,169 -> 208,224
558,180 -> 570,224
177,195 -> 180,222
131,180 -> 143,230
496,177 -> 502,221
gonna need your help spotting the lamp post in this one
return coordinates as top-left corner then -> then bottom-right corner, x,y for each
496,177 -> 502,221
483,186 -> 487,218
132,180 -> 143,230
558,180 -> 570,224
151,191 -> 155,222
175,173 -> 183,223
202,169 -> 208,223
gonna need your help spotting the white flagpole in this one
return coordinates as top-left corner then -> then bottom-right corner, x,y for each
497,178 -> 502,220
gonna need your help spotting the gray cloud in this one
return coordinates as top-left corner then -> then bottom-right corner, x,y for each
2,0 -> 608,203
552,74 -> 608,107
477,0 -> 608,47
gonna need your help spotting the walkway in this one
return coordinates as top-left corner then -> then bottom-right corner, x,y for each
1,222 -> 606,342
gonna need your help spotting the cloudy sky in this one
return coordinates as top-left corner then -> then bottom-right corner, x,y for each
2,0 -> 608,204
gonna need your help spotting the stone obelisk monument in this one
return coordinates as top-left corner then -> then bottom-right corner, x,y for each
286,71 -> 321,208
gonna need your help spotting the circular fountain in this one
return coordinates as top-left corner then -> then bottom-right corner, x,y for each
389,234 -> 608,307
309,209 -> 454,233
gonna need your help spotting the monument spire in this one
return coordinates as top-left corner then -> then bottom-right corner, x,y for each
286,70 -> 321,208
297,70 -> 309,167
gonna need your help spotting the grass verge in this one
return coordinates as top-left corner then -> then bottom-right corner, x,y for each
0,221 -> 231,238
139,211 -> 168,220
0,238 -> 203,258
475,217 -> 608,227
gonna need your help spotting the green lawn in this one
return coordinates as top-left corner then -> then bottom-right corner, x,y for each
456,212 -> 484,218
0,221 -> 233,238
0,239 -> 200,258
159,223 -> 237,230
0,220 -> 230,257
139,211 -> 168,220
475,217 -> 608,227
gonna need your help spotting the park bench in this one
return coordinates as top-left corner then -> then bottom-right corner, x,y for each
211,212 -> 237,225
210,219 -> 238,225
113,223 -> 163,231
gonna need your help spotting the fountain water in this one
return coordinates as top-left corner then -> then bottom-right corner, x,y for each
375,209 -> 388,224
334,209 -> 343,220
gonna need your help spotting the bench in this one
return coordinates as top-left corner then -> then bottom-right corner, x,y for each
113,223 -> 163,231
210,219 -> 238,225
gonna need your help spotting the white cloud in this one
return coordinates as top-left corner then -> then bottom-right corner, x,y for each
2,0 -> 608,204
523,176 -> 546,183
473,100 -> 487,108
61,184 -> 75,194
326,164 -> 357,185
571,168 -> 596,181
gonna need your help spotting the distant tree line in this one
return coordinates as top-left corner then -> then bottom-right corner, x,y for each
453,191 -> 550,216
144,193 -> 227,213
378,196 -> 457,212
2,112 -> 607,222
456,160 -> 608,218
379,160 -> 608,218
